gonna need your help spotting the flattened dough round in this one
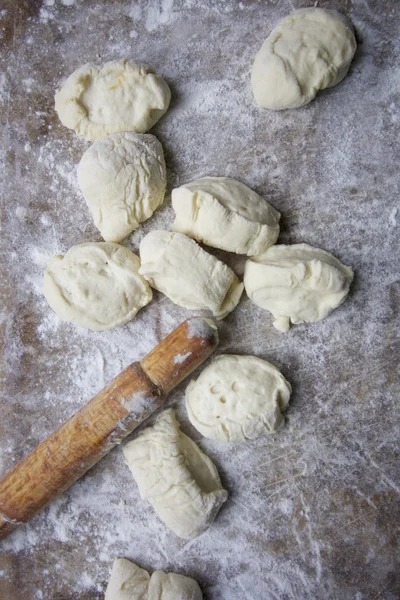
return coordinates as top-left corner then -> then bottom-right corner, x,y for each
172,177 -> 280,256
77,133 -> 166,242
244,243 -> 354,332
251,8 -> 357,110
139,231 -> 244,319
123,408 -> 228,539
55,59 -> 171,140
43,242 -> 152,331
105,558 -> 202,600
186,355 -> 291,442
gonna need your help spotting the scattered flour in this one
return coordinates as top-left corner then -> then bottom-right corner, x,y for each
145,0 -> 176,33
39,8 -> 55,23
0,72 -> 10,104
174,351 -> 192,364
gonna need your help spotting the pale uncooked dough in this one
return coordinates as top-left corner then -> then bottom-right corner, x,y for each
186,355 -> 291,442
43,242 -> 152,331
105,558 -> 203,600
251,8 -> 357,110
139,231 -> 244,319
122,408 -> 228,539
77,133 -> 166,242
172,177 -> 280,256
55,59 -> 171,141
244,243 -> 354,332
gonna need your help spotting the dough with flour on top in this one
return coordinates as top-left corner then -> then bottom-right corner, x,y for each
251,8 -> 356,110
123,408 -> 228,539
43,242 -> 152,331
55,59 -> 171,141
172,177 -> 280,256
105,558 -> 203,600
77,133 -> 166,242
186,355 -> 291,442
244,243 -> 354,332
139,230 -> 244,319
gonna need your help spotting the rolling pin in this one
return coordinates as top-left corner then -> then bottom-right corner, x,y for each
0,317 -> 218,540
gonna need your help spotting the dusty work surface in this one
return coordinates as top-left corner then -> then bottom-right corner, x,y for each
0,0 -> 399,598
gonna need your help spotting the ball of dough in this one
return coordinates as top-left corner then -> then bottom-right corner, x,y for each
105,558 -> 202,600
244,243 -> 354,332
105,559 -> 149,600
77,133 -> 166,243
186,355 -> 291,442
251,8 -> 357,110
43,242 -> 152,331
55,59 -> 171,140
139,231 -> 244,319
123,408 -> 228,539
172,177 -> 280,256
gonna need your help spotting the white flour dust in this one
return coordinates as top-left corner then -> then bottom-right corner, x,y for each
174,351 -> 192,364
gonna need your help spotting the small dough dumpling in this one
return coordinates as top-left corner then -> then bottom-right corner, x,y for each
105,558 -> 202,600
123,408 -> 228,539
139,231 -> 244,319
251,8 -> 357,110
244,243 -> 354,332
105,559 -> 149,600
186,355 -> 291,442
55,59 -> 171,140
77,133 -> 166,242
172,177 -> 280,256
43,242 -> 152,331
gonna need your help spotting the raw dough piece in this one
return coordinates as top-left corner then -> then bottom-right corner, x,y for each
77,133 -> 166,242
55,59 -> 171,141
122,408 -> 228,539
43,242 -> 152,331
251,8 -> 357,110
172,177 -> 280,256
244,243 -> 354,332
105,558 -> 203,600
139,231 -> 243,319
186,355 -> 291,442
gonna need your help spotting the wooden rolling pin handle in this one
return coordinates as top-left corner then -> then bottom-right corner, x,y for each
0,317 -> 218,540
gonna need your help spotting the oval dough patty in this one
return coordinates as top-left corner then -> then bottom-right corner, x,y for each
123,409 -> 228,539
172,177 -> 280,256
43,242 -> 152,331
105,558 -> 203,600
55,59 -> 171,140
186,355 -> 291,442
139,230 -> 244,319
244,243 -> 354,332
251,8 -> 356,110
77,133 -> 166,243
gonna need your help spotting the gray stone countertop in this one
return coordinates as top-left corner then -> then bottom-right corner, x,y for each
0,1 -> 399,598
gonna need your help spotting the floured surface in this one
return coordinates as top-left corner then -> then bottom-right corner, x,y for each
0,1 -> 399,599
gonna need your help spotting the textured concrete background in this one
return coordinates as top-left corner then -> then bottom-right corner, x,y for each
0,1 -> 399,599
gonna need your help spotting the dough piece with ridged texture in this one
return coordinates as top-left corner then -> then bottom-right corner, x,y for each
251,8 -> 356,110
55,59 -> 171,141
244,243 -> 353,332
77,133 -> 166,242
105,558 -> 203,600
43,242 -> 152,331
139,230 -> 243,319
186,355 -> 291,442
122,408 -> 228,539
172,177 -> 280,256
